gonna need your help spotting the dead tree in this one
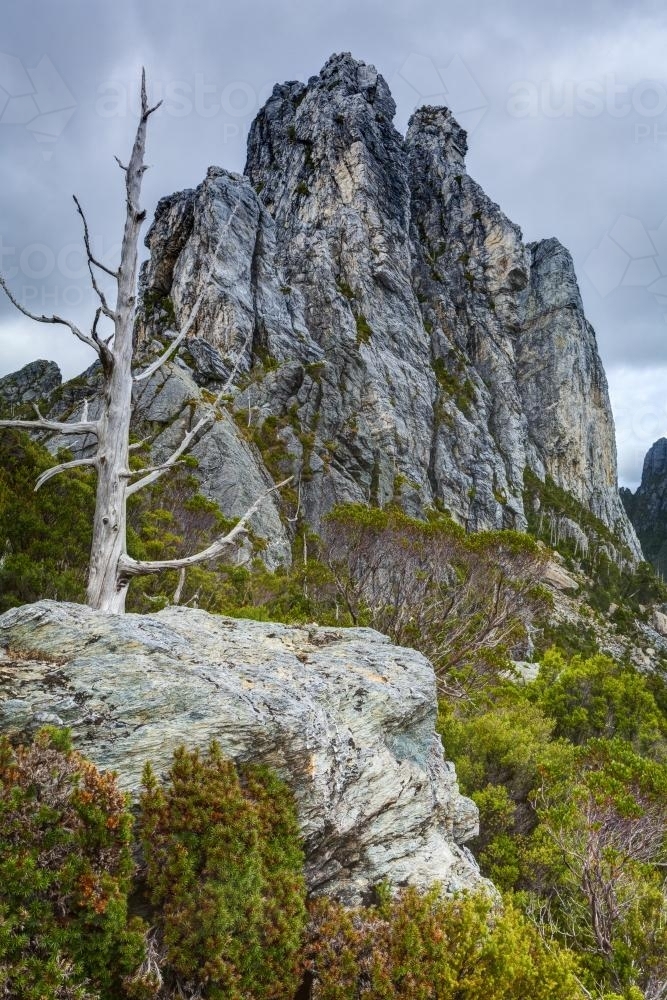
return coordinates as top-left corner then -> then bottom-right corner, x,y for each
0,72 -> 287,613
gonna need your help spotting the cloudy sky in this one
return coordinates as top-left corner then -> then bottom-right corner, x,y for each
1,0 -> 666,487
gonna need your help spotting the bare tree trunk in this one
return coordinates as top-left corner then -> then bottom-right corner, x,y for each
86,73 -> 155,612
1,71 -> 290,613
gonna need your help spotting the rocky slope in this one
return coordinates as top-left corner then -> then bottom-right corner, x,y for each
622,438 -> 667,577
0,600 -> 482,904
0,52 -> 640,565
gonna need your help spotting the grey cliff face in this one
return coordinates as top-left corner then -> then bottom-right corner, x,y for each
0,600 -> 483,905
621,438 -> 667,575
516,239 -> 628,533
131,52 -> 640,560
1,53 -> 634,563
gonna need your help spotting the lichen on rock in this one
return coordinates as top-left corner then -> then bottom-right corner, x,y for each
0,599 -> 484,905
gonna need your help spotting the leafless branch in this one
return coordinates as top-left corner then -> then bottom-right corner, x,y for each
129,437 -> 151,452
118,477 -> 292,580
0,402 -> 99,437
0,274 -> 104,359
125,417 -> 204,497
128,329 -> 252,497
34,456 -> 98,492
132,324 -> 190,384
120,459 -> 186,478
140,67 -> 163,121
173,567 -> 187,605
72,194 -> 118,278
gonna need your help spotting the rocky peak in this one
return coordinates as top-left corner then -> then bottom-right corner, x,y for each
643,437 -> 667,478
407,105 -> 468,167
35,52 -> 641,564
0,359 -> 61,412
245,51 -> 410,265
523,237 -> 584,313
621,438 -> 667,575
317,51 -> 395,109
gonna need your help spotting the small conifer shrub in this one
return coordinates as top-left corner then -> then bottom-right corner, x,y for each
139,741 -> 307,1000
0,728 -> 148,1000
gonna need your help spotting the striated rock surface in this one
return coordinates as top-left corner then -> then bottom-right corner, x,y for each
0,600 -> 482,904
9,52 -> 637,563
133,53 -> 639,559
621,438 -> 667,576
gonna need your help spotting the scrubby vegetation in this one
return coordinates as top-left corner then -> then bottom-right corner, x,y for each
0,732 -> 307,1000
13,722 -> 662,999
0,430 -> 95,608
1,731 -> 590,1000
320,503 -> 551,699
139,743 -> 307,999
3,429 -> 667,996
439,649 -> 667,998
0,728 -> 148,999
305,887 -> 584,999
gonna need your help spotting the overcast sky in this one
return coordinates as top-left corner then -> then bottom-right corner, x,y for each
1,0 -> 666,488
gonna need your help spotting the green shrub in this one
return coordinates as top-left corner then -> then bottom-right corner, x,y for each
355,314 -> 373,345
0,431 -> 94,610
432,357 -> 475,416
305,886 -> 584,999
324,504 -> 550,700
0,728 -> 148,1000
438,698 -> 566,889
528,649 -> 666,755
139,742 -> 307,1000
525,738 -> 667,995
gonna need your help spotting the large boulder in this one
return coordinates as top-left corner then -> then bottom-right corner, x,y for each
0,600 -> 482,905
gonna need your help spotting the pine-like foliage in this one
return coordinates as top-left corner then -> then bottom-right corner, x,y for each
0,728 -> 147,999
139,742 -> 307,1000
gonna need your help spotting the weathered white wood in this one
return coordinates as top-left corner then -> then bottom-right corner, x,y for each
34,457 -> 97,492
72,195 -> 119,278
0,274 -> 104,358
128,330 -> 251,497
0,416 -> 99,435
117,479 -> 291,585
132,325 -> 190,383
0,71 -> 286,613
86,70 -> 160,613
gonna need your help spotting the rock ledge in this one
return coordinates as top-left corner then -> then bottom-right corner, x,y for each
0,600 -> 482,904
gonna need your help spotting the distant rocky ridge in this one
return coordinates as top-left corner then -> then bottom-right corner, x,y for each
622,438 -> 667,577
0,53 -> 641,565
0,359 -> 61,414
